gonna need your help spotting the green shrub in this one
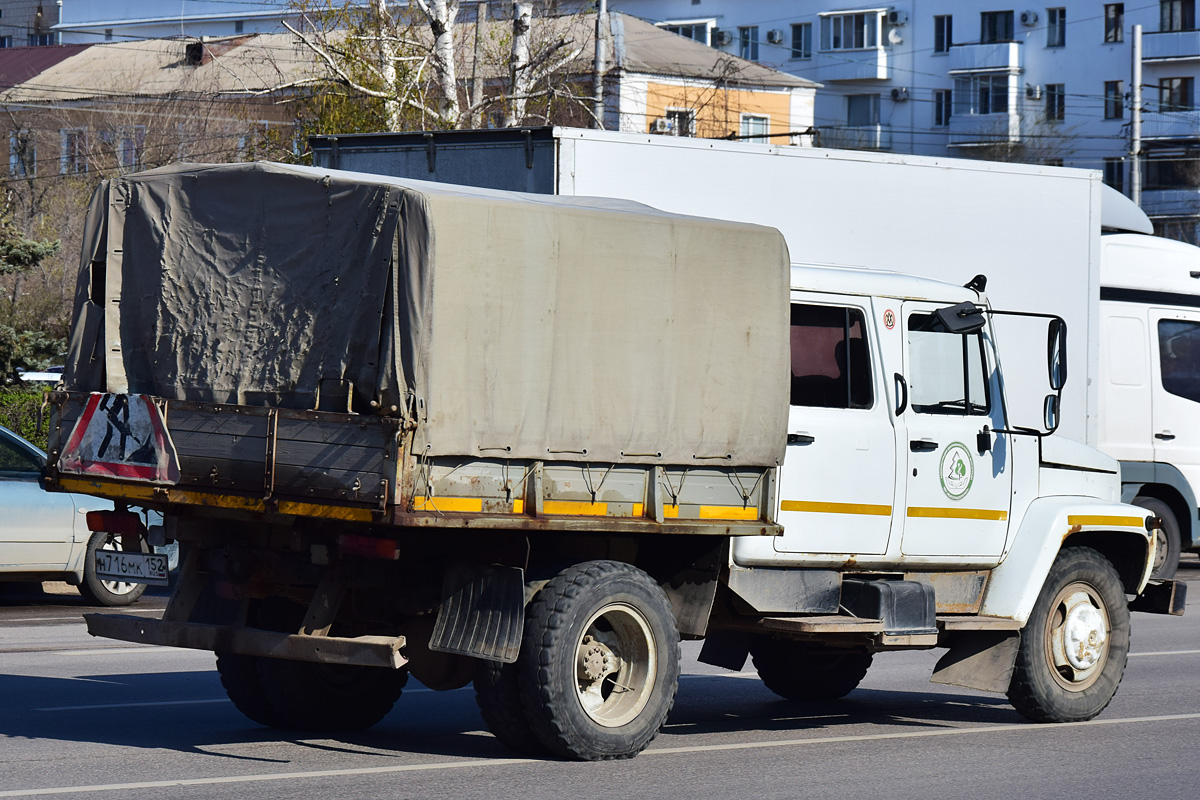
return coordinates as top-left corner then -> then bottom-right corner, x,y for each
0,387 -> 49,450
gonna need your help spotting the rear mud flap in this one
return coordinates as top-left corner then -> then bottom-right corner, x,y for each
429,562 -> 524,663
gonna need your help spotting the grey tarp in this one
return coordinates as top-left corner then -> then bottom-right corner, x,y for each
66,161 -> 790,466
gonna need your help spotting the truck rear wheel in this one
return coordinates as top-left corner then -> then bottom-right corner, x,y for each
517,560 -> 680,761
750,639 -> 873,701
1133,496 -> 1181,580
1007,547 -> 1129,723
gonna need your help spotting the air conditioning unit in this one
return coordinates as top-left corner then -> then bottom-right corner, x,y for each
712,29 -> 732,46
1020,10 -> 1039,26
890,87 -> 910,102
887,10 -> 908,26
1026,84 -> 1043,100
766,29 -> 784,45
653,118 -> 673,134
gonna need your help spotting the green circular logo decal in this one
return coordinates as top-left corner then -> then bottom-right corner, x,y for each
939,442 -> 974,500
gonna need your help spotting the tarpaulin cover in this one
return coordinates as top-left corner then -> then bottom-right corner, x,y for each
65,162 -> 790,466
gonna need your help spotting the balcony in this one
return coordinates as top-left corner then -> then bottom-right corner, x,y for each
1141,109 -> 1200,142
1142,30 -> 1200,62
818,124 -> 892,150
947,113 -> 1020,147
1140,189 -> 1200,217
948,41 -> 1023,74
815,48 -> 889,81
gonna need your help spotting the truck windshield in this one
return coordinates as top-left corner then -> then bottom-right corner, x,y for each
1159,319 -> 1200,403
907,312 -> 991,415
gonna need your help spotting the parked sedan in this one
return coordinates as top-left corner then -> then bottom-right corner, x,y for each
0,425 -> 154,606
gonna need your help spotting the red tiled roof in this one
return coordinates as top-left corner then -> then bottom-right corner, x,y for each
0,43 -> 92,90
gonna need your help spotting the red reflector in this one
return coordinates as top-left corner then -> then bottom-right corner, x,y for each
85,511 -> 145,536
338,534 -> 400,560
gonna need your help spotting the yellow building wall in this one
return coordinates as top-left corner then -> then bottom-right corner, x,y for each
643,81 -> 797,140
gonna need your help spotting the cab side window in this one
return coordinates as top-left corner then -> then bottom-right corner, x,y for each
1159,319 -> 1200,403
789,304 -> 873,409
907,312 -> 990,415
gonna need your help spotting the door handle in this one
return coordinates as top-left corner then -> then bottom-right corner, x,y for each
788,433 -> 816,445
910,440 -> 938,452
1155,432 -> 1176,441
894,373 -> 908,415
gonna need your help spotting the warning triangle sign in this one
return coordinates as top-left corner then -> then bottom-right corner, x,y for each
59,394 -> 180,484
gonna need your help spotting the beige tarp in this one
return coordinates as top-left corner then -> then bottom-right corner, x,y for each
65,162 -> 790,466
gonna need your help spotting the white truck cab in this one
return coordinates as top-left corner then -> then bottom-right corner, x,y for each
707,265 -> 1177,726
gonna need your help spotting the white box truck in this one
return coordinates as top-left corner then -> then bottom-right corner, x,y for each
45,163 -> 1183,762
311,127 -> 1200,579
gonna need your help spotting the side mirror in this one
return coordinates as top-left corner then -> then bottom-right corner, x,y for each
1043,394 -> 1060,432
934,302 -> 986,334
1047,318 -> 1067,391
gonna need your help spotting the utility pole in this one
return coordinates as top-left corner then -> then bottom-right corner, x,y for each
1131,23 -> 1143,205
593,0 -> 607,129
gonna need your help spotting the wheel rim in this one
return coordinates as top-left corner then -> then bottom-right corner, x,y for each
1043,581 -> 1110,692
574,602 -> 657,728
98,534 -> 141,597
1152,528 -> 1170,574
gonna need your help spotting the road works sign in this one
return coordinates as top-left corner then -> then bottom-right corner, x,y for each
59,394 -> 180,483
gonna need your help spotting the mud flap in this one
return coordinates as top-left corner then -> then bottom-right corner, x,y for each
931,630 -> 1021,694
429,562 -> 524,663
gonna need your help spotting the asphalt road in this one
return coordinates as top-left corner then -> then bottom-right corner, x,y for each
2,561 -> 1200,800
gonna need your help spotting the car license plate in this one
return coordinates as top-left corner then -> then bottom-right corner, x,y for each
94,551 -> 169,586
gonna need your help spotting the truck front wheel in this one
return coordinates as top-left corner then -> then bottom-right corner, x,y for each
517,560 -> 680,761
1007,547 -> 1129,723
1133,496 -> 1181,580
750,639 -> 873,701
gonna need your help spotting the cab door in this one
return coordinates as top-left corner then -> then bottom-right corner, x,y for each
899,302 -> 1012,561
773,298 -> 898,556
1149,309 -> 1200,506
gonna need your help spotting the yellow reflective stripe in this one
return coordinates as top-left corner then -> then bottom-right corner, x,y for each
55,476 -> 375,522
907,506 -> 1008,521
782,500 -> 892,517
698,506 -> 759,520
663,505 -> 680,518
512,499 -> 525,514
410,496 -> 483,513
1068,515 -> 1145,528
543,500 -> 609,516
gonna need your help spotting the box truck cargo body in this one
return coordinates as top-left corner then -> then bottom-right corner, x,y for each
311,127 -> 1200,577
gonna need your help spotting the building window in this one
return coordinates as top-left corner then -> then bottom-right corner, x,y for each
789,305 -> 873,410
1045,83 -> 1065,121
791,22 -> 812,59
104,29 -> 112,41
954,74 -> 1009,115
660,21 -> 712,45
100,126 -> 146,171
9,130 -> 35,177
846,94 -> 880,126
60,129 -> 88,174
1160,76 -> 1194,111
235,20 -> 245,34
662,108 -> 696,136
1104,158 -> 1125,194
740,114 -> 770,143
1161,1 -> 1196,32
1105,80 -> 1125,119
739,26 -> 759,60
1046,8 -> 1066,46
980,10 -> 1014,43
934,89 -> 952,126
820,12 -> 880,51
934,15 -> 953,53
1105,4 -> 1125,42
28,33 -> 53,46
0,37 -> 11,48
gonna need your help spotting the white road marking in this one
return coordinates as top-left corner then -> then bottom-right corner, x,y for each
57,647 -> 195,657
5,712 -> 1200,797
36,699 -> 228,712
5,610 -> 160,624
1129,649 -> 1200,658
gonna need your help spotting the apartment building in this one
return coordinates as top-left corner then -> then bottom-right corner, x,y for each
0,1 -> 60,46
611,0 -> 1200,242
